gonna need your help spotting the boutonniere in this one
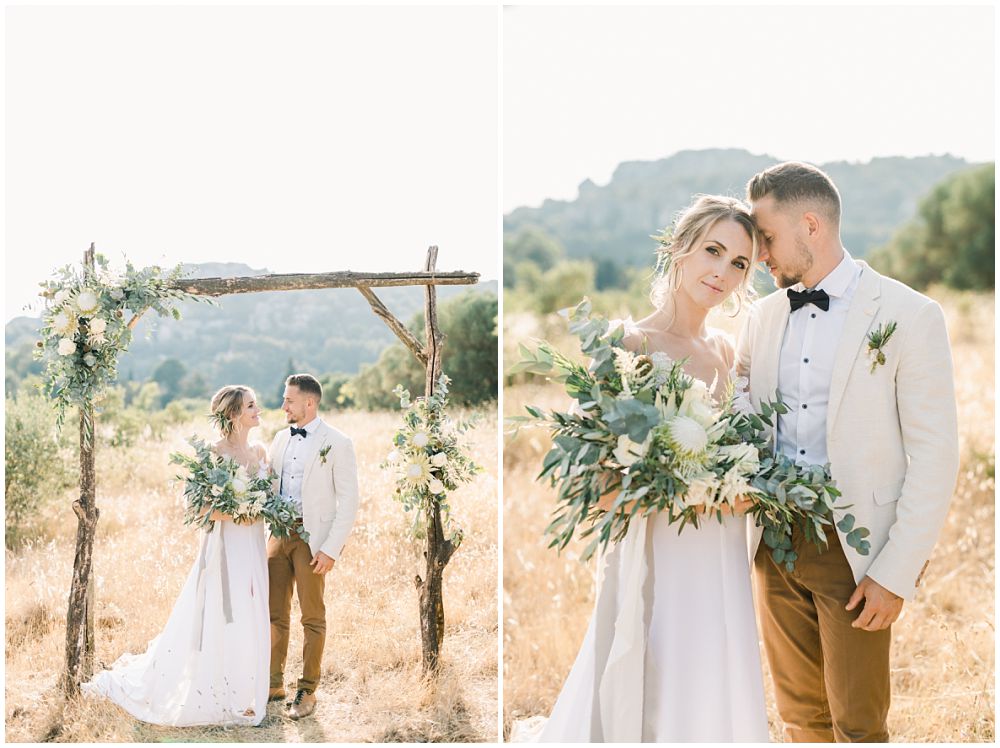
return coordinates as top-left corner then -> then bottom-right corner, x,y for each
319,444 -> 332,465
867,321 -> 897,373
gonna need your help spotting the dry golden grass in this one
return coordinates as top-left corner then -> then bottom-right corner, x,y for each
5,408 -> 498,742
502,292 -> 995,742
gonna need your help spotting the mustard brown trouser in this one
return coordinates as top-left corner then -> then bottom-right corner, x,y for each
755,522 -> 891,742
268,533 -> 326,694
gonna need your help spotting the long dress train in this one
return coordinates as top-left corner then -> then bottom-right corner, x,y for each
82,510 -> 269,727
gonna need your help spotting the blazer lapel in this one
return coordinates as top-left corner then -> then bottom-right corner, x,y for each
826,264 -> 882,433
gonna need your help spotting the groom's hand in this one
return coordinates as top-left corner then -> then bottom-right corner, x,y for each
310,551 -> 335,575
846,576 -> 903,631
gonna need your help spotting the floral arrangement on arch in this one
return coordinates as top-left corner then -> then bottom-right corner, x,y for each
35,253 -> 204,433
381,375 -> 481,546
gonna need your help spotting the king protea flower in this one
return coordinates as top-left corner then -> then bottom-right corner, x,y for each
52,309 -> 78,336
410,430 -> 430,448
661,415 -> 712,476
404,453 -> 431,487
75,289 -> 100,315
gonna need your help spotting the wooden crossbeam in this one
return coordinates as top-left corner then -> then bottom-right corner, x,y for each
170,269 -> 479,297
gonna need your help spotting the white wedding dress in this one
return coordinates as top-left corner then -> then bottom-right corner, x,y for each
82,460 -> 270,727
512,323 -> 769,743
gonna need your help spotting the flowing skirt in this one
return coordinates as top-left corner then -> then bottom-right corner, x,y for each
83,520 -> 270,727
511,512 -> 769,742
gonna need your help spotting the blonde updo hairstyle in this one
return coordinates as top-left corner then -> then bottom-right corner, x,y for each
210,385 -> 254,438
650,194 -> 760,323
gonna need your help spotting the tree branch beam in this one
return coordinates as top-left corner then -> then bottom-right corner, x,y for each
356,286 -> 428,365
171,270 -> 479,297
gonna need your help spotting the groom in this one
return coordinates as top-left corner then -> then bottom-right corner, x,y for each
267,373 -> 360,719
736,162 -> 959,741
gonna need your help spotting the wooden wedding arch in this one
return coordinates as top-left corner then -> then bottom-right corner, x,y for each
65,244 -> 479,693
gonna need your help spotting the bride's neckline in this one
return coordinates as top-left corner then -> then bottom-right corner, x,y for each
212,441 -> 264,471
617,316 -> 732,398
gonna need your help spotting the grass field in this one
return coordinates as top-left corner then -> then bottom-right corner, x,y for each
5,408 -> 498,742
502,290 -> 995,742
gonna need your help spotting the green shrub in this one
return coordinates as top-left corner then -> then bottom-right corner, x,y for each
4,390 -> 74,547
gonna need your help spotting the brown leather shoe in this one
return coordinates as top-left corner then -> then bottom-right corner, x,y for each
286,689 -> 316,719
268,687 -> 287,702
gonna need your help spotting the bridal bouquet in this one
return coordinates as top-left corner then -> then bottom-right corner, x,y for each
509,299 -> 870,568
381,375 -> 482,546
170,437 -> 306,540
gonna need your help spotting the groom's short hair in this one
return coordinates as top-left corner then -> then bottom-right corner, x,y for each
286,373 -> 323,403
747,161 -> 841,225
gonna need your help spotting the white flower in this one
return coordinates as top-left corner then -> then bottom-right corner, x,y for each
235,465 -> 250,483
666,416 -> 709,456
83,353 -> 97,367
57,338 -> 77,356
683,471 -> 721,508
387,449 -> 401,462
236,501 -> 252,517
428,478 -> 445,494
431,452 -> 448,468
410,430 -> 430,448
75,289 -> 100,314
612,432 -> 652,468
52,310 -> 78,336
109,288 -> 125,301
54,289 -> 71,306
231,478 -> 248,496
678,379 -> 717,428
89,317 -> 107,335
718,443 -> 759,473
717,467 -> 755,508
404,453 -> 431,486
88,332 -> 106,346
211,484 -> 223,496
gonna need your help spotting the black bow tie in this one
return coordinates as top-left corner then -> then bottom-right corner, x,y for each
290,426 -> 308,438
787,287 -> 830,312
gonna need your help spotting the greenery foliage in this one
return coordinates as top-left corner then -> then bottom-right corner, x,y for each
869,164 -> 995,290
4,388 -> 75,547
347,290 -> 498,409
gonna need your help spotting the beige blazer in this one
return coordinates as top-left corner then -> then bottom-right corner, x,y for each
268,419 -> 360,561
735,262 -> 959,600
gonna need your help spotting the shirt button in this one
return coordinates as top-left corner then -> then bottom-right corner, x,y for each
803,358 -> 809,363
799,449 -> 806,455
802,404 -> 808,409
811,313 -> 817,319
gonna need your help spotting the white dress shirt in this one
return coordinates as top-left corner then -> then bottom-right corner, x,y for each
279,416 -> 321,515
776,250 -> 862,466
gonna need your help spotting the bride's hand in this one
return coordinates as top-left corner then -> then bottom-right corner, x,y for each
719,495 -> 755,516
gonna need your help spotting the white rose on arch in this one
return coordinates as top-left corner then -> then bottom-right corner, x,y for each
89,317 -> 108,335
428,478 -> 445,494
57,338 -> 77,356
430,452 -> 448,468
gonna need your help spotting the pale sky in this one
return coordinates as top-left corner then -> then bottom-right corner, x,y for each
504,4 -> 996,212
6,5 -> 499,322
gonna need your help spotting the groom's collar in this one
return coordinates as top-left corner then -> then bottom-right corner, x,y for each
293,417 -> 323,434
795,249 -> 860,299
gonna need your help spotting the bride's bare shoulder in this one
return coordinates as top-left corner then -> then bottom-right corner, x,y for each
622,313 -> 659,353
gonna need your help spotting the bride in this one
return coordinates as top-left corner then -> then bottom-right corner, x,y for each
83,385 -> 271,727
512,195 -> 770,742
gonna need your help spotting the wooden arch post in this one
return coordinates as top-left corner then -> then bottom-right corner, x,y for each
62,246 -> 478,691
